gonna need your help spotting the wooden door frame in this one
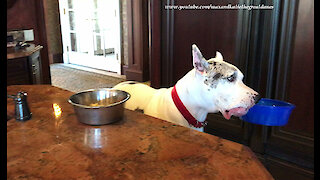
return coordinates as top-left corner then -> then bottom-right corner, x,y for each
122,0 -> 150,81
35,0 -> 51,84
148,0 -> 161,88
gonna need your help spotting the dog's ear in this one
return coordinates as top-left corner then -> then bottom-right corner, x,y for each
192,44 -> 209,74
215,51 -> 224,62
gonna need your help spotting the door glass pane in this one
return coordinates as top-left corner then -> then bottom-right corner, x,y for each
93,11 -> 100,33
70,33 -> 77,52
94,20 -> 100,33
69,11 -> 75,30
93,0 -> 98,9
68,0 -> 74,9
94,35 -> 103,56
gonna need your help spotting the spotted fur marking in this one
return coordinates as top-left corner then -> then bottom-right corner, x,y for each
204,61 -> 237,88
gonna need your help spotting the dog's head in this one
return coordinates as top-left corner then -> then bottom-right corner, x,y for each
191,44 -> 259,119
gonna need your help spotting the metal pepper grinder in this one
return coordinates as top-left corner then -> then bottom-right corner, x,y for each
8,92 -> 32,121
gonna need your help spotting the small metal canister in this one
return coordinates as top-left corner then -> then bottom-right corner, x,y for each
8,92 -> 32,121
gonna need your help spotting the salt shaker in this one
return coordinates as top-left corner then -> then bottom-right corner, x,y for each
8,92 -> 32,121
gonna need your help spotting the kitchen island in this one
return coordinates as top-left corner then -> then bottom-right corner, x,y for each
7,85 -> 273,179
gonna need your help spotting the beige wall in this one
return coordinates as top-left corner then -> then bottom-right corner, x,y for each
43,0 -> 63,64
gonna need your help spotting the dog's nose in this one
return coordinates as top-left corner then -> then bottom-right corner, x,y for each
253,94 -> 261,103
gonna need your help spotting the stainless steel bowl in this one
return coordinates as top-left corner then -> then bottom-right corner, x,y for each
68,88 -> 130,125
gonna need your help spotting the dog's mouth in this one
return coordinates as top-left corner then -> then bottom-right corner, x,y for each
221,107 -> 249,120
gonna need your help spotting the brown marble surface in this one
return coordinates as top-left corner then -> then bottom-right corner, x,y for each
7,44 -> 43,59
7,85 -> 274,180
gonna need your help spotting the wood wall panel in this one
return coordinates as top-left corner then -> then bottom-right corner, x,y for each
264,0 -> 314,172
7,0 -> 51,84
43,0 -> 63,64
283,0 -> 314,137
123,0 -> 149,82
167,0 -> 240,86
149,0 -> 161,88
157,0 -> 254,145
7,58 -> 31,85
149,0 -> 314,179
7,0 -> 39,44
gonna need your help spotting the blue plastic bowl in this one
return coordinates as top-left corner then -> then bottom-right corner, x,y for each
241,98 -> 295,126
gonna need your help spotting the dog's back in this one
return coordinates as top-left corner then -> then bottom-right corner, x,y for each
113,81 -> 156,111
113,81 -> 187,126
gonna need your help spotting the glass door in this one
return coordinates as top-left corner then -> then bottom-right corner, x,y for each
59,0 -> 121,74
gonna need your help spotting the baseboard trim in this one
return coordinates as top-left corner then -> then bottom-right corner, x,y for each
55,63 -> 126,80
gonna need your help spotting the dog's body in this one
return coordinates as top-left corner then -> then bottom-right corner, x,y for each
114,45 -> 259,132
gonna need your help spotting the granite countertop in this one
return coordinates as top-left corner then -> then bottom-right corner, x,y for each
7,85 -> 274,180
7,44 -> 43,59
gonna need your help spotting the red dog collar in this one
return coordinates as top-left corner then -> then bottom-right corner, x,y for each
171,85 -> 207,128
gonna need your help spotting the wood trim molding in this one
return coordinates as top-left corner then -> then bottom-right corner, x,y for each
51,53 -> 63,64
265,0 -> 314,170
149,0 -> 176,87
148,0 -> 161,88
244,0 -> 282,153
35,0 -> 51,84
160,0 -> 174,87
271,0 -> 300,141
234,0 -> 252,76
274,0 -> 299,101
264,155 -> 314,179
123,0 -> 149,82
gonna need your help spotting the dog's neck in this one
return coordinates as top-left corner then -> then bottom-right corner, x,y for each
174,69 -> 217,123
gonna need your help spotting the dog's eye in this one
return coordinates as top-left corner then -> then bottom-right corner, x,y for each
227,74 -> 236,82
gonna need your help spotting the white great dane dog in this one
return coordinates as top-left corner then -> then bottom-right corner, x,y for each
113,44 -> 259,132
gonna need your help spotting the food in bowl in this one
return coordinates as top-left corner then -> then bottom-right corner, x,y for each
68,88 -> 130,125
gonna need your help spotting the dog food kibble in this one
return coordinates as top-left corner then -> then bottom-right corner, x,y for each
90,103 -> 99,107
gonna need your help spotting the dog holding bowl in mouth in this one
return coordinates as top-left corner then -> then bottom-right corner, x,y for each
114,44 -> 260,132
